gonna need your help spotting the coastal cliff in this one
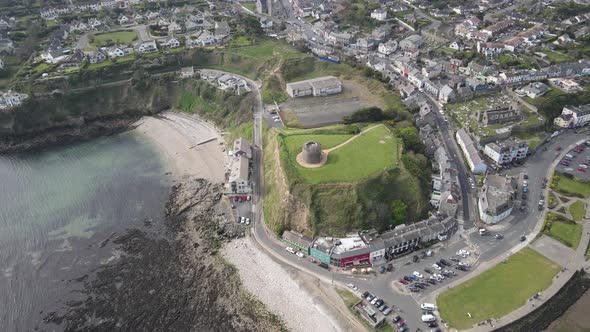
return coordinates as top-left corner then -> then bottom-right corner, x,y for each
0,75 -> 254,153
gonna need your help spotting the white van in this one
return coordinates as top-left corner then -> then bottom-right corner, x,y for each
420,303 -> 436,311
421,314 -> 436,322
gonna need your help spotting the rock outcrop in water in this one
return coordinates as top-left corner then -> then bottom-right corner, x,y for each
45,178 -> 285,332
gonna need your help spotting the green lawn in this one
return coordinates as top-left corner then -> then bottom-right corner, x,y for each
177,91 -> 215,113
230,40 -> 307,60
548,191 -> 558,209
551,173 -> 590,198
569,201 -> 586,221
241,2 -> 256,11
283,125 -> 399,184
543,212 -> 583,249
229,36 -> 253,47
91,30 -> 137,47
438,247 -> 561,330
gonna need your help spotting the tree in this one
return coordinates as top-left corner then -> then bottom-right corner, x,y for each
398,127 -> 421,152
391,200 -> 408,226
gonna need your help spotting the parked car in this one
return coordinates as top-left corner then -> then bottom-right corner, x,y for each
494,234 -> 504,239
578,167 -> 587,172
398,278 -> 408,285
440,259 -> 451,266
449,257 -> 460,263
424,268 -> 433,274
392,315 -> 402,323
413,271 -> 424,279
370,297 -> 379,305
285,247 -> 295,254
413,255 -> 420,262
383,307 -> 393,316
296,252 -> 304,258
432,263 -> 442,270
387,263 -> 394,271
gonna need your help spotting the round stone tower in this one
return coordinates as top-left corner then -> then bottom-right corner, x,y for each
302,141 -> 322,164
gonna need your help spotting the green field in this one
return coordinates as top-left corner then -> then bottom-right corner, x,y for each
569,201 -> 586,221
241,2 -> 256,11
543,212 -> 583,249
551,173 -> 590,198
283,125 -> 399,184
438,247 -> 561,330
91,30 -> 137,47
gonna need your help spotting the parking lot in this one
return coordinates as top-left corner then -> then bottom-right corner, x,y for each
343,240 -> 476,332
229,194 -> 253,226
554,139 -> 590,181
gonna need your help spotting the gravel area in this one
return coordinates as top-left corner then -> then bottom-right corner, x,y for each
223,238 -> 345,332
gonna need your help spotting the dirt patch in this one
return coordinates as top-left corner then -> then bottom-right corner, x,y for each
296,151 -> 328,168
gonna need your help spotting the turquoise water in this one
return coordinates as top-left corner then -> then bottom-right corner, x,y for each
0,133 -> 172,330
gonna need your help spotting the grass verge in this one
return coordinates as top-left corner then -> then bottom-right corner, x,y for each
551,173 -> 590,198
438,247 -> 561,330
548,191 -> 558,209
569,200 -> 586,221
542,212 -> 582,249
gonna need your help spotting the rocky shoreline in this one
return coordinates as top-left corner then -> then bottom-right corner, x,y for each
0,115 -> 143,154
44,178 -> 285,332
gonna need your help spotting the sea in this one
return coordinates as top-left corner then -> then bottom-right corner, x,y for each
0,132 -> 172,331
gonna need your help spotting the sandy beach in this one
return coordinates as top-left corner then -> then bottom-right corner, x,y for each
133,112 -> 228,184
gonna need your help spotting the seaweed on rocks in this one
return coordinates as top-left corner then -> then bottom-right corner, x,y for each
44,177 -> 284,332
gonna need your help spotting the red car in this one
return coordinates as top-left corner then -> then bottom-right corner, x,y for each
555,146 -> 562,151
398,278 -> 408,285
577,167 -> 586,172
234,196 -> 239,202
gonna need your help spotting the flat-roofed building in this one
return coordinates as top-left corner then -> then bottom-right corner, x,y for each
483,137 -> 529,166
286,76 -> 342,98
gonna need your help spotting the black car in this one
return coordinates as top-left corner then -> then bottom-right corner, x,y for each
361,291 -> 370,298
522,193 -> 527,200
428,322 -> 438,328
424,268 -> 433,274
392,315 -> 401,323
523,174 -> 528,179
520,235 -> 527,241
413,283 -> 424,289
449,257 -> 460,263
455,266 -> 467,271
404,276 -> 412,282
375,299 -> 384,307
426,279 -> 436,285
438,260 -> 449,267
440,259 -> 451,266
413,255 -> 420,262
387,263 -> 394,271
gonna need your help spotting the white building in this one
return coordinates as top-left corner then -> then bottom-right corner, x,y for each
0,90 -> 28,109
554,104 -> 590,128
478,174 -> 515,224
138,40 -> 158,53
483,138 -> 529,166
371,8 -> 388,21
286,76 -> 342,98
228,155 -> 251,194
456,128 -> 487,174
378,40 -> 398,55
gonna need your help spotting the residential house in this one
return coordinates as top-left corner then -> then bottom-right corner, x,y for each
180,66 -> 195,78
554,104 -> 590,128
86,50 -> 107,63
137,40 -> 158,53
214,21 -> 230,38
483,137 -> 529,166
162,36 -> 181,48
438,84 -> 455,103
233,137 -> 252,159
503,37 -> 525,52
449,39 -> 464,51
477,42 -> 504,57
370,8 -> 388,21
107,47 -> 128,58
399,34 -> 423,51
456,128 -> 487,174
168,21 -> 182,33
378,40 -> 398,55
517,82 -> 550,99
0,90 -> 28,109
